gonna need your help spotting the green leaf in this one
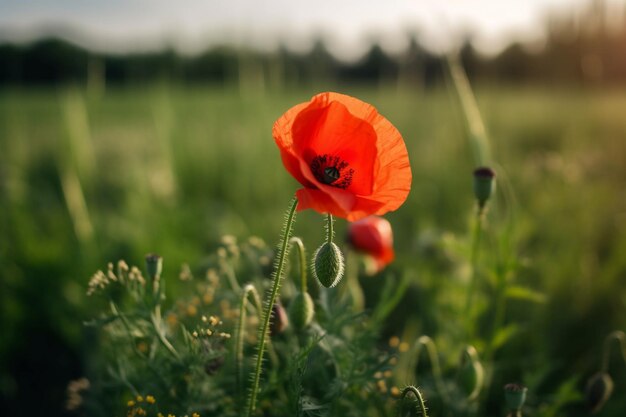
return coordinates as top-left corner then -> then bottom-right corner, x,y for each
505,285 -> 547,303
492,324 -> 519,350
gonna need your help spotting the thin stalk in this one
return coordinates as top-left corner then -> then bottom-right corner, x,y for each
290,237 -> 307,292
150,305 -> 181,361
410,336 -> 450,404
109,300 -> 171,388
601,330 -> 626,372
326,213 -> 334,243
399,386 -> 429,417
245,197 -> 298,417
464,212 -> 484,337
485,265 -> 507,361
446,55 -> 491,166
220,259 -> 242,293
345,250 -> 365,311
235,284 -> 264,399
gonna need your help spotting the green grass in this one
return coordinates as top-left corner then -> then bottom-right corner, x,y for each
1,83 -> 626,415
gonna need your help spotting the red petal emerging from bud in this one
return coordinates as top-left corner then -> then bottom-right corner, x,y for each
348,216 -> 395,272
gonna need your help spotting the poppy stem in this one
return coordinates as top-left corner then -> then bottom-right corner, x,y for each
236,284 -> 264,404
398,385 -> 429,417
290,237 -> 307,293
409,335 -> 451,404
326,213 -> 334,244
246,197 -> 298,417
601,330 -> 626,373
464,210 -> 484,337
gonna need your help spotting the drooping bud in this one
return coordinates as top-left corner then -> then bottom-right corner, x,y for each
145,253 -> 163,294
289,292 -> 314,330
397,396 -> 421,417
312,242 -> 345,288
397,386 -> 429,417
473,167 -> 496,210
457,346 -> 484,401
585,372 -> 613,414
504,383 -> 527,413
270,301 -> 289,336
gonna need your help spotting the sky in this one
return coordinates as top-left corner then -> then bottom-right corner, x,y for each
0,0 -> 624,60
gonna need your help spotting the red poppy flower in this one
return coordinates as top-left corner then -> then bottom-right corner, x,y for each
273,92 -> 411,221
348,216 -> 394,272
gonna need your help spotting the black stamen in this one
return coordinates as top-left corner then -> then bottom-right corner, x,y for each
310,154 -> 354,189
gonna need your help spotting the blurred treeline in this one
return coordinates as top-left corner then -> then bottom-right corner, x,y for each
1,0 -> 626,88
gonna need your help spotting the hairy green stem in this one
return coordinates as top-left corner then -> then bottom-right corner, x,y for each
245,197 -> 298,417
601,330 -> 626,372
290,237 -> 307,292
326,213 -> 334,243
400,386 -> 429,417
236,284 -> 263,399
410,335 -> 450,403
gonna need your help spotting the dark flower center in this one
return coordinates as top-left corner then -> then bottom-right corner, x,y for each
310,154 -> 354,189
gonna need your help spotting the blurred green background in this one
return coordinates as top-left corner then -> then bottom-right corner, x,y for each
2,0 -> 626,415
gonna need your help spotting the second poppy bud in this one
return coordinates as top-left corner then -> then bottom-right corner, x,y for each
347,216 -> 395,273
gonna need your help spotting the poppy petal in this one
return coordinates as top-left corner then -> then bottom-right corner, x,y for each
278,148 -> 315,189
296,188 -> 349,218
274,92 -> 411,221
291,99 -> 377,196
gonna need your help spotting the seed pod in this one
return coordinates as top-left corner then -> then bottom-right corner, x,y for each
504,383 -> 527,412
312,242 -> 345,288
145,253 -> 163,294
473,167 -> 496,209
270,301 -> 289,336
585,372 -> 613,414
289,292 -> 314,330
457,346 -> 484,401
145,253 -> 163,280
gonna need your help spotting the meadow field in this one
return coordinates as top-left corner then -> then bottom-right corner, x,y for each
1,83 -> 626,416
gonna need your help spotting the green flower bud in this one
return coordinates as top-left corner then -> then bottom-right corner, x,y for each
504,383 -> 527,412
457,346 -> 484,401
289,292 -> 315,330
145,253 -> 163,295
585,372 -> 613,414
473,167 -> 496,209
145,253 -> 163,280
312,242 -> 345,288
